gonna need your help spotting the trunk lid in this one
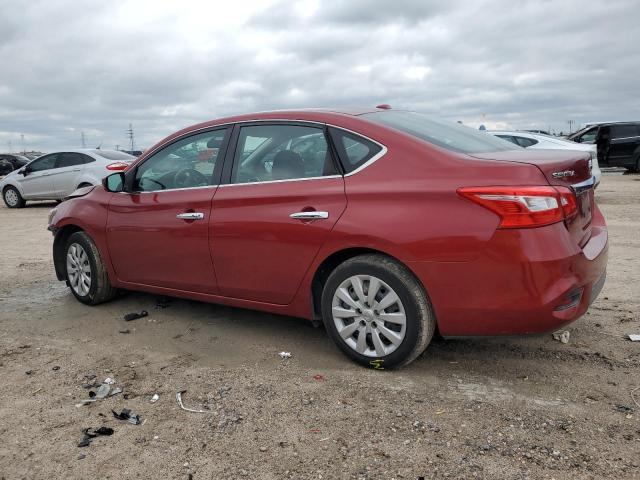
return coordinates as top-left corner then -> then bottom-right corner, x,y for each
471,149 -> 595,247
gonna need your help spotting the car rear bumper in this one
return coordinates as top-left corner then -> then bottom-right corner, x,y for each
409,208 -> 608,336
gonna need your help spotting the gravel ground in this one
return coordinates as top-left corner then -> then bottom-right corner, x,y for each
0,173 -> 638,479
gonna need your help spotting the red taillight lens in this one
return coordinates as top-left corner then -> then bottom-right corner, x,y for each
106,162 -> 130,171
457,186 -> 578,229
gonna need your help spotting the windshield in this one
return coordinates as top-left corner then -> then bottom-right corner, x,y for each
91,150 -> 135,161
364,111 -> 517,154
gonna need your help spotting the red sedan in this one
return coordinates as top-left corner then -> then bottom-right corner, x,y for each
48,108 -> 608,368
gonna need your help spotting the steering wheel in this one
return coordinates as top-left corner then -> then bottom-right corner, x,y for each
174,168 -> 208,189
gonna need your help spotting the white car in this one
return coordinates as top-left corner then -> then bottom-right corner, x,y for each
489,131 -> 602,185
1,149 -> 135,208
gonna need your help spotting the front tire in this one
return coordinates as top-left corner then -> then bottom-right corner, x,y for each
321,254 -> 435,369
65,231 -> 117,305
3,186 -> 25,208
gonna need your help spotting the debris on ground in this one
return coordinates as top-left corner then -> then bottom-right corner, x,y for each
628,334 -> 640,341
95,384 -> 110,399
313,374 -> 325,381
614,404 -> 634,413
77,427 -> 114,447
155,296 -> 171,309
25,370 -> 33,375
278,352 -> 292,359
112,408 -> 141,425
109,387 -> 122,397
52,366 -> 60,371
124,311 -> 148,322
218,386 -> 232,398
176,390 -> 210,413
552,330 -> 570,344
119,329 -> 130,334
103,377 -> 116,385
150,393 -> 160,403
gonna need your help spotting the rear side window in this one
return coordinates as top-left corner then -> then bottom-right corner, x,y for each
611,125 -> 639,138
328,128 -> 382,173
57,153 -> 91,168
364,111 -> 516,154
513,136 -> 538,147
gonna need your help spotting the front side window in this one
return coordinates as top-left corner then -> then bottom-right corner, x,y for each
578,127 -> 598,143
364,111 -> 517,154
27,154 -> 58,172
232,124 -> 335,184
134,128 -> 228,192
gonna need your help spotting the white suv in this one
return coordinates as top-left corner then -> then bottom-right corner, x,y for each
1,149 -> 135,208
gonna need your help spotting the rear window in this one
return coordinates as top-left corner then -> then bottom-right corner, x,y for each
364,111 -> 517,154
91,150 -> 135,161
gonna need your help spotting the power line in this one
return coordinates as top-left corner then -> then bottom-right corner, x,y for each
126,123 -> 135,151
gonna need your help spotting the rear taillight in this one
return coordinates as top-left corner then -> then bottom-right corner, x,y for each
457,186 -> 578,228
106,162 -> 130,171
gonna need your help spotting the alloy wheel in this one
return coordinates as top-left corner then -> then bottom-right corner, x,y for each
331,275 -> 407,357
4,189 -> 19,207
66,243 -> 92,296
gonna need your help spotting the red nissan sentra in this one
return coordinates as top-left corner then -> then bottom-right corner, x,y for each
48,108 -> 608,368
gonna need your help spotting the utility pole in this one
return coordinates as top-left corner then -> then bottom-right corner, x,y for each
81,131 -> 87,148
126,124 -> 135,152
21,134 -> 25,154
115,144 -> 120,151
567,120 -> 574,134
8,140 -> 12,152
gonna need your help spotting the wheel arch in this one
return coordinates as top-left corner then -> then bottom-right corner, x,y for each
53,224 -> 84,281
310,247 -> 432,321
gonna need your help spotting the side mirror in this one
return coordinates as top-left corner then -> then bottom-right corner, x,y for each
103,172 -> 125,192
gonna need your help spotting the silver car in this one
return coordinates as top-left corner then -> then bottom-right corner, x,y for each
0,149 -> 135,208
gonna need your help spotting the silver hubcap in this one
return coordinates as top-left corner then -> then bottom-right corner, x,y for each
66,243 -> 92,296
5,189 -> 18,206
331,275 -> 407,357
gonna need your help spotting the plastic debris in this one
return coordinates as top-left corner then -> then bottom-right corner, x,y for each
150,393 -> 160,403
75,399 -> 97,407
552,330 -> 570,344
614,404 -> 634,413
112,408 -> 141,425
95,384 -> 110,399
109,387 -> 123,397
119,329 -> 130,334
52,366 -> 60,371
629,334 -> 640,342
176,390 -> 210,413
124,310 -> 148,321
78,427 -> 114,447
312,374 -> 325,381
103,377 -> 116,385
278,352 -> 292,359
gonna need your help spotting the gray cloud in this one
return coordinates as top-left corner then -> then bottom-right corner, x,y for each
0,0 -> 638,152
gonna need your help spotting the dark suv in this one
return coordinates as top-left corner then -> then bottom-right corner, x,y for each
0,154 -> 30,176
569,122 -> 640,171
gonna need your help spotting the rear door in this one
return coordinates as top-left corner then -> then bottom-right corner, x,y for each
19,153 -> 58,198
608,124 -> 640,166
211,122 -> 346,304
107,128 -> 230,293
51,152 -> 90,196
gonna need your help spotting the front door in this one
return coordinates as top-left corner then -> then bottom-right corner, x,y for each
106,128 -> 230,293
19,153 -> 59,198
51,152 -> 89,196
212,122 -> 346,304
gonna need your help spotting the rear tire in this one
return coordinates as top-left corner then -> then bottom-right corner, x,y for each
64,231 -> 117,305
321,254 -> 435,369
3,186 -> 25,208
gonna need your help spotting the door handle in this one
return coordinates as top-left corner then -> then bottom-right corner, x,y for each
289,211 -> 329,220
176,212 -> 204,220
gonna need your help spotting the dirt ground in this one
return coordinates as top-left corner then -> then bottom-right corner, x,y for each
0,173 -> 638,480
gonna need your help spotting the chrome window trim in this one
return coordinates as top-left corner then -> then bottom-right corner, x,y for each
134,119 -> 388,191
124,185 -> 219,195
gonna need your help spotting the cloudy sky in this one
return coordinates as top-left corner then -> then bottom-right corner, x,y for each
0,0 -> 638,152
